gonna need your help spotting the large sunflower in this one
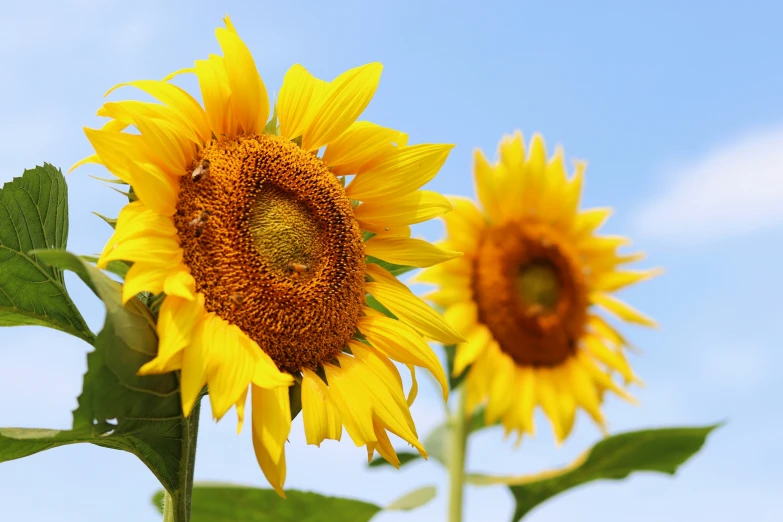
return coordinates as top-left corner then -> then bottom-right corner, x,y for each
73,16 -> 463,494
417,131 -> 660,444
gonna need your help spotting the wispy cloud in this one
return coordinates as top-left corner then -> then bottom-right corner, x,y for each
633,127 -> 783,244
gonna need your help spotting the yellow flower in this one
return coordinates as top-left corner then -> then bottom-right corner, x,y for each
73,16 -> 463,495
417,131 -> 660,444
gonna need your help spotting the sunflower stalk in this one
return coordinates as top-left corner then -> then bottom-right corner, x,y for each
447,388 -> 469,522
165,402 -> 201,522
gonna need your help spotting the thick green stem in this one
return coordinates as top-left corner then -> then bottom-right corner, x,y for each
447,389 -> 469,522
164,402 -> 201,522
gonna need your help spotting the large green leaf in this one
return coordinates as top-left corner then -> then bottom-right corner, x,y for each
467,425 -> 719,521
152,485 -> 383,522
0,164 -> 93,342
0,251 -> 185,492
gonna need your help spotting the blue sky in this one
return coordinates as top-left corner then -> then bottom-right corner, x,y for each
1,1 -> 782,520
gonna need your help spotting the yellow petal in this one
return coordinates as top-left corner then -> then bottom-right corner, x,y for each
365,263 -> 464,344
121,262 -> 173,304
583,334 -> 635,382
551,365 -> 577,441
102,235 -> 182,268
128,161 -> 179,217
246,336 -> 295,389
235,387 -> 249,434
355,190 -> 452,228
99,204 -> 177,264
194,55 -> 235,138
358,221 -> 411,238
277,64 -> 317,140
440,196 -> 486,252
357,314 -> 448,401
138,294 -> 205,375
215,26 -> 270,135
370,416 -> 400,466
207,322 -> 259,421
591,268 -> 663,293
133,116 -> 193,177
484,347 -> 516,424
365,236 -> 461,268
251,384 -> 290,497
405,364 -> 418,406
301,369 -> 342,446
473,148 -> 503,222
452,323 -> 492,376
591,293 -> 657,327
535,368 -> 565,444
346,144 -> 454,201
180,315 -> 210,417
301,63 -> 383,151
97,100 -> 201,149
322,360 -> 375,446
564,358 -> 604,427
163,266 -> 196,301
83,127 -> 141,185
105,80 -> 211,144
322,121 -> 407,174
336,349 -> 424,454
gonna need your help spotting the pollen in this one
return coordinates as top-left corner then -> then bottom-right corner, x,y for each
472,221 -> 588,366
175,134 -> 366,373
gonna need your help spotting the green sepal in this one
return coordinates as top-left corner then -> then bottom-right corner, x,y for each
92,211 -> 118,229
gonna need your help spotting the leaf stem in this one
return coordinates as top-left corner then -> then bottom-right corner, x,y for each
165,402 -> 201,522
162,491 -> 175,522
447,388 -> 469,522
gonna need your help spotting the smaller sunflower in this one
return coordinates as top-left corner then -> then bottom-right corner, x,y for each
417,131 -> 661,444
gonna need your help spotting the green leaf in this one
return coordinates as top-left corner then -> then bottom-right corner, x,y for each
368,450 -> 420,469
385,485 -> 437,511
0,164 -> 93,343
152,484 -> 383,522
473,425 -> 720,521
2,250 -> 185,492
366,256 -> 416,277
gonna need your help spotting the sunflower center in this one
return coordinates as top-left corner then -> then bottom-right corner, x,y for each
516,261 -> 560,313
473,221 -> 587,367
174,134 -> 366,373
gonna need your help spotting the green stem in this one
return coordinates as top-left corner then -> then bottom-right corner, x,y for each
164,402 -> 201,522
162,491 -> 175,522
447,388 -> 469,522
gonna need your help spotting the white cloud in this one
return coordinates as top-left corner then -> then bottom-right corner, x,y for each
633,127 -> 783,243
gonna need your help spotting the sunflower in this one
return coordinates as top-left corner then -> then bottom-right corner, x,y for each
72,16 -> 464,494
416,131 -> 660,444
